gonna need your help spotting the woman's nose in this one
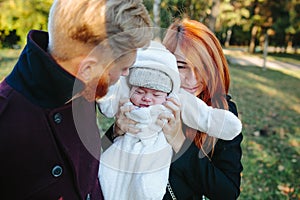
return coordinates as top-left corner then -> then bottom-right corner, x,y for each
185,70 -> 198,85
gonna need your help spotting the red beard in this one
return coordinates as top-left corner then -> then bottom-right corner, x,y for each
81,73 -> 109,102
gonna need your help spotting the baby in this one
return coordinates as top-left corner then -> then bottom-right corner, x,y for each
97,41 -> 242,200
99,67 -> 175,200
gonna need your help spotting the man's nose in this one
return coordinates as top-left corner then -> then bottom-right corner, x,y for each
121,68 -> 130,76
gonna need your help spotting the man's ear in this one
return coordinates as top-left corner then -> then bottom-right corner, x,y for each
77,57 -> 98,82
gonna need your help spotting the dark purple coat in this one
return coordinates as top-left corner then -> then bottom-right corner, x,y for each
0,30 -> 103,200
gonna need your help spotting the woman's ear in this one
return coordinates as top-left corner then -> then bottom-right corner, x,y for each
78,57 -> 98,82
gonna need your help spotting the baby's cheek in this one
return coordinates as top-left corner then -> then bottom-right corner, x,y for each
155,98 -> 166,105
130,95 -> 140,105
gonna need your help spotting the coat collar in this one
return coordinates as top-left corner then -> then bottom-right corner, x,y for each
6,30 -> 84,108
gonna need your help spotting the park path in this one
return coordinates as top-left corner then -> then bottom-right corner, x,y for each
223,48 -> 300,71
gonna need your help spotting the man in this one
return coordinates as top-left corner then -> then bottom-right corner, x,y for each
0,0 -> 152,199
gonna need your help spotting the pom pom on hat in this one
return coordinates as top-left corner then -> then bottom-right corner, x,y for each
129,41 -> 179,93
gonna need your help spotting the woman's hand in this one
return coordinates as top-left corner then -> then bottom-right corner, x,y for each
113,98 -> 140,138
157,97 -> 186,153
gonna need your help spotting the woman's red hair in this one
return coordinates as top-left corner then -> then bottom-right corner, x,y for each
163,18 -> 230,153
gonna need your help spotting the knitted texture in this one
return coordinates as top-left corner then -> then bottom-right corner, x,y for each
129,67 -> 172,93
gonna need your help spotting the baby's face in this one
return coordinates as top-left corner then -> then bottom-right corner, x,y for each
130,86 -> 167,107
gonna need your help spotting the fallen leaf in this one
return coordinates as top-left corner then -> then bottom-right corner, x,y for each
277,184 -> 294,195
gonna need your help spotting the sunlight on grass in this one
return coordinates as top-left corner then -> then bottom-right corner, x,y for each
238,69 -> 271,84
254,83 -> 300,114
268,53 -> 300,66
276,68 -> 300,79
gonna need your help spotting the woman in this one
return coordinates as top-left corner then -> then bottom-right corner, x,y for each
108,18 -> 243,200
160,18 -> 243,200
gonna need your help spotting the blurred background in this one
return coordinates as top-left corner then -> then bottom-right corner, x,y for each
0,0 -> 299,199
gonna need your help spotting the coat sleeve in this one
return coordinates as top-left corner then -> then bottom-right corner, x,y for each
178,88 -> 242,141
170,99 -> 243,200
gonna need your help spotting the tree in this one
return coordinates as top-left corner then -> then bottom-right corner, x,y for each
153,0 -> 161,27
0,0 -> 52,47
286,1 -> 300,53
152,0 -> 162,40
207,0 -> 221,32
216,0 -> 251,47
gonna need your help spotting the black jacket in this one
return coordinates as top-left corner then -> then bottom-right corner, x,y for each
0,30 -> 103,199
163,98 -> 243,200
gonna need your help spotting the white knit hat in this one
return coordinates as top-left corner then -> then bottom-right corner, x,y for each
129,68 -> 172,93
128,41 -> 180,94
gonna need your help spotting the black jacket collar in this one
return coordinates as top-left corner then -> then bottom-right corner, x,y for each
6,30 -> 84,108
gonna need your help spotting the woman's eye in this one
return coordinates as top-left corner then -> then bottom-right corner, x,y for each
178,64 -> 190,69
177,61 -> 188,69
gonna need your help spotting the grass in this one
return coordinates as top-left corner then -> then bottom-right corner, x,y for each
229,64 -> 300,200
1,48 -> 299,199
267,53 -> 300,66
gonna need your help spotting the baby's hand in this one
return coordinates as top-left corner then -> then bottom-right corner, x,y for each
114,99 -> 140,136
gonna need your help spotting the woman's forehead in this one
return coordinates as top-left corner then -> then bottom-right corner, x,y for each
174,44 -> 185,59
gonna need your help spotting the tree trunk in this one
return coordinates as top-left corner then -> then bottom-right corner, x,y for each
207,0 -> 220,32
249,25 -> 258,53
286,35 -> 293,53
153,0 -> 161,41
153,0 -> 161,27
263,33 -> 268,70
225,28 -> 232,48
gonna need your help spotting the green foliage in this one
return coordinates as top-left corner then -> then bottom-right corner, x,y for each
0,0 -> 52,47
1,0 -> 300,49
230,25 -> 251,45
